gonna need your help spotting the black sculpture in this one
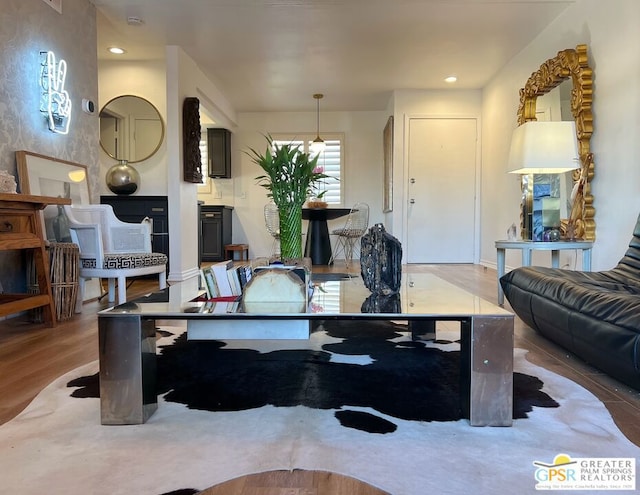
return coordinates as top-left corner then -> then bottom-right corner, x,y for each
361,292 -> 401,313
182,97 -> 202,183
360,223 -> 402,295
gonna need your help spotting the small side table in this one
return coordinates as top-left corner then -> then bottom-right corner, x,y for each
495,240 -> 594,305
224,243 -> 249,261
0,193 -> 71,327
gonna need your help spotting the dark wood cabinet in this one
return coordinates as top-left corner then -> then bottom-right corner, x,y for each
100,196 -> 169,265
199,205 -> 232,262
207,128 -> 232,178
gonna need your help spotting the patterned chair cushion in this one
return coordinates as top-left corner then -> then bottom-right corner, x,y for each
81,252 -> 167,270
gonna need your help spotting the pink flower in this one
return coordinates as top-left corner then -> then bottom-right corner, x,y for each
313,166 -> 324,174
309,302 -> 324,313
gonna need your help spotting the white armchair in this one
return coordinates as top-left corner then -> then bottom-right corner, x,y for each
64,204 -> 167,308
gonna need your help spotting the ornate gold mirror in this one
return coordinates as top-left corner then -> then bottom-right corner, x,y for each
516,44 -> 595,240
99,95 -> 165,164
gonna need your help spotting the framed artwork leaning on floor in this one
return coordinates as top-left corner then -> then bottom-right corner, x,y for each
16,150 -> 91,241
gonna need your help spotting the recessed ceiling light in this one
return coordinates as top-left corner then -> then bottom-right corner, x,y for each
127,16 -> 144,26
445,76 -> 457,83
108,47 -> 126,55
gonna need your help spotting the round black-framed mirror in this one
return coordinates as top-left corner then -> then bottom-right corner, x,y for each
99,95 -> 165,164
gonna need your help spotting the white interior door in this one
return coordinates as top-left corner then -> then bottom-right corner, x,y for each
99,116 -> 120,158
132,118 -> 162,161
406,118 -> 477,263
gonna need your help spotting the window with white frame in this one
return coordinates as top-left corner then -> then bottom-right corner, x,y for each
197,131 -> 211,192
271,134 -> 343,205
199,134 -> 208,179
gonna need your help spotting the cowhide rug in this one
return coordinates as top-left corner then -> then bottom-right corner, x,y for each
70,320 -> 557,428
0,320 -> 638,495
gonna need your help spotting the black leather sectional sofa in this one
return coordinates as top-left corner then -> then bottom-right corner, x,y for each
500,217 -> 640,390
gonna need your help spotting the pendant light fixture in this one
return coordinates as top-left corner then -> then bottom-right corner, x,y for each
310,93 -> 326,155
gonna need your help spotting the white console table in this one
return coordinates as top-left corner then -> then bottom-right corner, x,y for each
495,240 -> 594,305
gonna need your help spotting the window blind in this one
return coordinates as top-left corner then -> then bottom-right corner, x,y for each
272,134 -> 343,205
199,134 -> 208,182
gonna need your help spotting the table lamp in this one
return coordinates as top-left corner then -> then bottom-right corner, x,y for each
507,121 -> 580,241
507,121 -> 580,174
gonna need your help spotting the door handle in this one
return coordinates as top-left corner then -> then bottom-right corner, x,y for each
409,199 -> 415,204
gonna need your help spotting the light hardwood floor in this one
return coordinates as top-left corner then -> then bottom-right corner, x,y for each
1,263 -> 639,495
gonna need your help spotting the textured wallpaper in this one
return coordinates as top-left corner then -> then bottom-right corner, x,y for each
0,0 -> 98,293
0,0 -> 99,195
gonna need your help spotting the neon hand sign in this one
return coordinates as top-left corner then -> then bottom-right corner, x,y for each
39,50 -> 72,134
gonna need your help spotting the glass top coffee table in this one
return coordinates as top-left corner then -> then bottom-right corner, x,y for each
98,273 -> 514,427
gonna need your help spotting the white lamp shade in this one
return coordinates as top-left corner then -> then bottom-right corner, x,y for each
507,121 -> 580,174
310,136 -> 326,155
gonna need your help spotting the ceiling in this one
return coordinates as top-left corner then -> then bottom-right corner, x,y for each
92,0 -> 574,113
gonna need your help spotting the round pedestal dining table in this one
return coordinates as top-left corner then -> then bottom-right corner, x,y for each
302,207 -> 351,265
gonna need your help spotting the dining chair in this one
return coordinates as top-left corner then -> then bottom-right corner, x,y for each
264,201 -> 281,258
329,202 -> 370,267
64,204 -> 167,310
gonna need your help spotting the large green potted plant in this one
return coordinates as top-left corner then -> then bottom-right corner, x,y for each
247,135 -> 328,259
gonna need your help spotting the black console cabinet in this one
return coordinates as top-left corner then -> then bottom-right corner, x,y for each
207,128 -> 232,178
100,195 -> 169,265
199,205 -> 232,263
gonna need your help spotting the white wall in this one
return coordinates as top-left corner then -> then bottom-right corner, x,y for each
99,50 -> 388,269
99,47 -> 238,283
481,0 -> 640,271
0,0 -> 98,294
203,89 -> 481,264
97,0 -> 640,274
226,110 -> 388,258
390,89 -> 483,257
0,0 -> 98,176
165,46 -> 238,283
98,60 -> 168,196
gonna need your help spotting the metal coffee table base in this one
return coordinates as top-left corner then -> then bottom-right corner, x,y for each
410,316 -> 513,426
99,314 -> 513,427
459,316 -> 513,426
99,316 -> 158,425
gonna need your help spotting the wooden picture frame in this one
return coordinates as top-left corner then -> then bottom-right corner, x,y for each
383,116 -> 394,213
16,150 -> 91,241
